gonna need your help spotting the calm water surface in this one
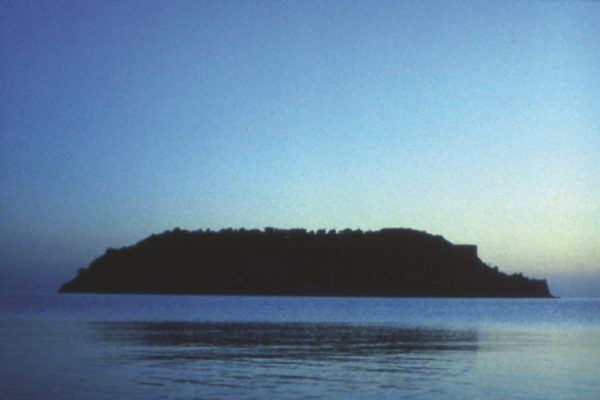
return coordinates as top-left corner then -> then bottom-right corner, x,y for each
1,294 -> 599,399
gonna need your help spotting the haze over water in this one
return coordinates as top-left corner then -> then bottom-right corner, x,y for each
2,294 -> 600,399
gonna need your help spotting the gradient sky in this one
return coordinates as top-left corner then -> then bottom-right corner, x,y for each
1,0 -> 599,296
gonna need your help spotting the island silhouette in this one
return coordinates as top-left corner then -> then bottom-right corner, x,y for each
59,227 -> 553,297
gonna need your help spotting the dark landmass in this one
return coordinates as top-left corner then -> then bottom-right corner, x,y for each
59,227 -> 553,297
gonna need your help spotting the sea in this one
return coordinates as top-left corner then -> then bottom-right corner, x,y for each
1,294 -> 599,399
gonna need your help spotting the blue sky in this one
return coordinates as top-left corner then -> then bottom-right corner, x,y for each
1,0 -> 599,296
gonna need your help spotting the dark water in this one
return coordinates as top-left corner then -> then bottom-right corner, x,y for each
1,294 -> 599,399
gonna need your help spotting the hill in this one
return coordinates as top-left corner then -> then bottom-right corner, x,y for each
59,227 -> 553,297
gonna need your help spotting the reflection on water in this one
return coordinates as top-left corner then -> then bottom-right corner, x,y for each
3,296 -> 600,399
95,322 -> 479,398
100,321 -> 479,359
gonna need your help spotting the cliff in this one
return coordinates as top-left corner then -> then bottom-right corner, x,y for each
59,227 -> 553,297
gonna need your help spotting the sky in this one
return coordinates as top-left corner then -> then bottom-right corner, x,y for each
1,0 -> 599,296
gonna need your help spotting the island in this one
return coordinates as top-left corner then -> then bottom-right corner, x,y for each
59,227 -> 553,297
